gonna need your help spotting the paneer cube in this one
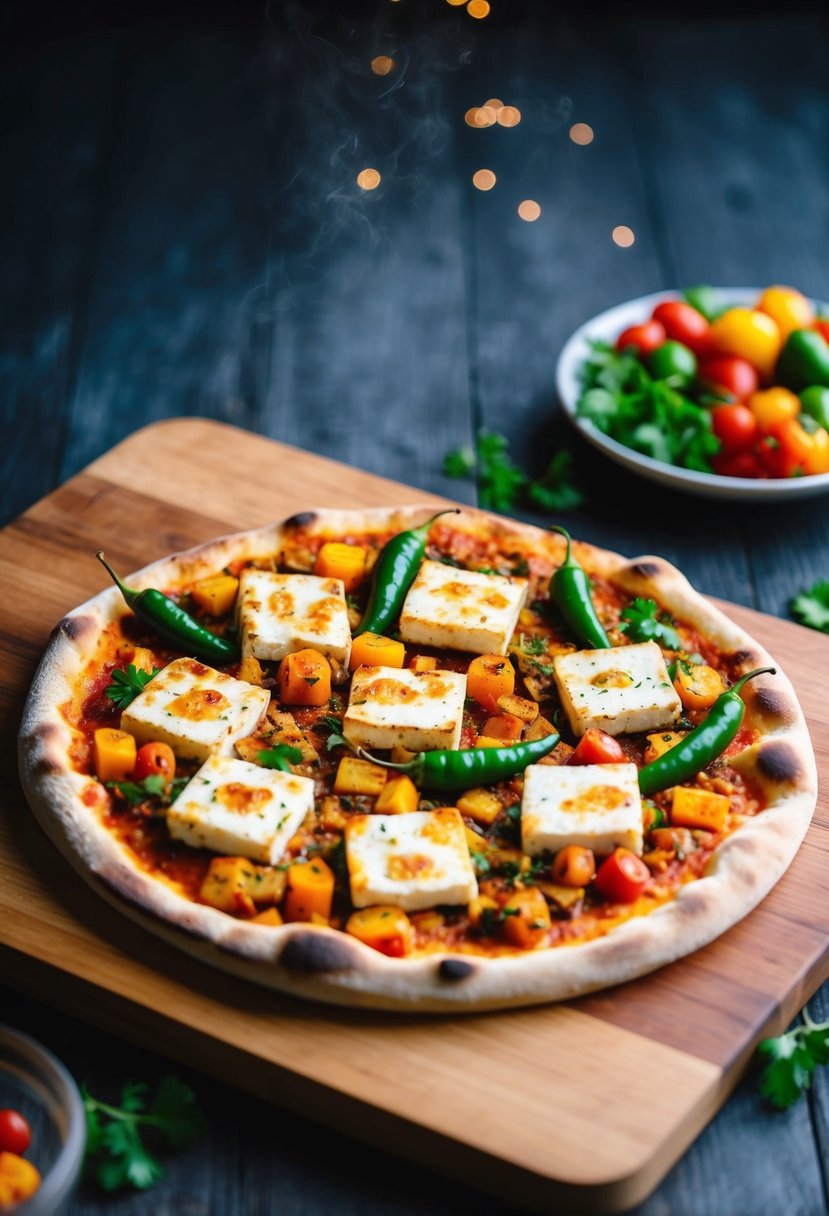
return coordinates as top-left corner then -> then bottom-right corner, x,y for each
344,809 -> 478,911
120,657 -> 269,762
521,763 -> 644,857
342,665 -> 466,753
168,755 -> 314,864
553,641 -> 682,737
399,560 -> 527,655
235,569 -> 351,666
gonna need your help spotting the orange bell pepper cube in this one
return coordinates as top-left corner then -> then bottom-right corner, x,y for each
313,542 -> 367,593
375,774 -> 419,814
283,858 -> 335,923
348,632 -> 405,671
191,575 -> 239,617
466,654 -> 515,710
278,649 -> 332,706
671,786 -> 730,833
93,728 -> 137,783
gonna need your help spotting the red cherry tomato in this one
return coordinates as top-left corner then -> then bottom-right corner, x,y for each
133,741 -> 176,783
755,436 -> 787,478
0,1109 -> 32,1156
712,450 -> 764,479
567,728 -> 625,766
615,320 -> 666,357
651,300 -> 711,356
710,403 -> 759,454
594,849 -> 650,903
699,355 -> 760,402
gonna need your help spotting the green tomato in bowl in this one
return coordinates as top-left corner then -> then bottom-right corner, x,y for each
648,340 -> 698,384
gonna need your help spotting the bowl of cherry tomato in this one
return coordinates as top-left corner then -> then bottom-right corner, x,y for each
556,285 -> 829,500
0,1026 -> 86,1213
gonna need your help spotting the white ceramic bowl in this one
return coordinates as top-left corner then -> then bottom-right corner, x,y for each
555,288 -> 829,501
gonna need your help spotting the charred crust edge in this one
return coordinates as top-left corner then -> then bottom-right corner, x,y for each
750,686 -> 796,725
282,511 -> 318,530
628,559 -> 663,579
280,932 -> 356,974
757,740 -> 802,786
52,614 -> 97,644
438,958 -> 476,982
730,647 -> 763,669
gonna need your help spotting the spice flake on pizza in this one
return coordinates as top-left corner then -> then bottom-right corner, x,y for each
19,507 -> 817,1011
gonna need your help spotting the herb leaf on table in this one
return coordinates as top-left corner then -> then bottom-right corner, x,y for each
443,430 -> 582,514
83,1076 -> 207,1192
790,580 -> 829,632
758,1007 -> 829,1109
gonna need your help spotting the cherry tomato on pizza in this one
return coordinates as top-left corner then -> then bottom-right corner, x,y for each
133,741 -> 176,783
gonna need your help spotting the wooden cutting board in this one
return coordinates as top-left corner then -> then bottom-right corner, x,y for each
2,419 -> 828,1214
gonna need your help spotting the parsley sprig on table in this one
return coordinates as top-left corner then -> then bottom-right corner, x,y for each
619,597 -> 682,650
443,430 -> 584,514
83,1075 -> 206,1192
758,1007 -> 829,1109
577,341 -> 720,472
104,664 -> 160,710
790,580 -> 829,633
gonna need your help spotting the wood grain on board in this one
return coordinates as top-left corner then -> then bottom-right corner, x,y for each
1,419 -> 828,1214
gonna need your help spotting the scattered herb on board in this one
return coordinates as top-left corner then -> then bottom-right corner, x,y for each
443,430 -> 584,514
257,744 -> 303,771
104,665 -> 160,711
83,1076 -> 206,1192
619,597 -> 682,650
790,580 -> 829,633
757,1007 -> 829,1109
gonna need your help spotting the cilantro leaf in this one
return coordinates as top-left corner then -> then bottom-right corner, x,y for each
257,743 -> 303,771
476,431 -> 527,512
442,445 -> 476,478
527,450 -> 585,512
106,774 -> 174,806
757,1008 -> 829,1109
790,580 -> 829,633
316,714 -> 347,751
104,664 -> 160,711
84,1075 -> 206,1194
619,597 -> 682,650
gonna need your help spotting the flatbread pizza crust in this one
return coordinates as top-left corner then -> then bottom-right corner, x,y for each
18,506 -> 818,1011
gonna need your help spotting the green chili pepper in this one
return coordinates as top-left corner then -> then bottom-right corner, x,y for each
358,732 -> 560,792
800,385 -> 829,431
776,330 -> 829,393
355,509 -> 460,637
97,552 -> 240,665
638,667 -> 775,796
548,526 -> 611,650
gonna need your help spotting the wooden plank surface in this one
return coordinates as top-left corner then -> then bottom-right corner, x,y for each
1,419 -> 828,1214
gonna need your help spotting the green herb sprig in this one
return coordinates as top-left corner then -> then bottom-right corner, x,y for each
106,775 -> 187,807
257,744 -> 303,771
443,431 -> 584,514
790,580 -> 829,633
83,1076 -> 206,1192
619,597 -> 682,650
758,1007 -> 829,1109
104,664 -> 160,711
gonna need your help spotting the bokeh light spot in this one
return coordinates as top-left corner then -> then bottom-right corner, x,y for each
357,168 -> 382,191
518,200 -> 541,222
371,56 -> 396,76
467,0 -> 491,16
497,105 -> 521,128
612,225 -> 635,247
446,0 -> 466,5
569,122 -> 594,145
483,98 -> 504,110
472,169 -> 497,191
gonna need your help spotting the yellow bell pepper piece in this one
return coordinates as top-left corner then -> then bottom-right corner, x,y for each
671,786 -> 730,833
0,1153 -> 41,1207
93,728 -> 136,783
375,774 -> 419,814
284,858 -> 335,923
456,786 -> 503,826
314,542 -> 367,592
334,756 -> 388,797
348,631 -> 405,671
346,906 -> 414,957
191,575 -> 239,617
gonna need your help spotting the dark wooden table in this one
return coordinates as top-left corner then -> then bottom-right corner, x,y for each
3,2 -> 829,1212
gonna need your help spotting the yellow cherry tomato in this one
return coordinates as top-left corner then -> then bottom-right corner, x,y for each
747,386 -> 800,432
773,417 -> 829,476
709,307 -> 781,380
757,285 -> 814,341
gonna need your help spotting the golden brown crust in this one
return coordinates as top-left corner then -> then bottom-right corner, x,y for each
18,508 -> 818,1011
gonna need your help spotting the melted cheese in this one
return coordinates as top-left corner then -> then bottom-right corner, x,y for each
344,809 -> 478,911
120,657 -> 269,762
167,755 -> 314,863
235,569 -> 351,665
553,641 -> 682,737
521,763 -> 643,857
398,560 -> 527,655
342,665 -> 466,752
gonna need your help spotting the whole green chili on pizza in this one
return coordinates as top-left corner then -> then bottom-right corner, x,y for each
19,507 -> 817,1010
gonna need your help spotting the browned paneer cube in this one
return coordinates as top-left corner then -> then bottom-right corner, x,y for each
496,693 -> 539,723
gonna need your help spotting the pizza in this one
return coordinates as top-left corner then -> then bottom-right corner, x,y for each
18,506 -> 817,1011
